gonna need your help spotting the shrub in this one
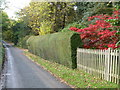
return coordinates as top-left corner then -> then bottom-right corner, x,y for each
17,35 -> 31,49
27,32 -> 83,69
60,22 -> 86,33
69,9 -> 120,49
0,44 -> 5,73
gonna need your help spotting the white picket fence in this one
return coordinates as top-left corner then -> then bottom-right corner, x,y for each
77,48 -> 120,84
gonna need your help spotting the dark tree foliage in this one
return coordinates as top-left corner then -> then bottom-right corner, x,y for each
11,21 -> 32,45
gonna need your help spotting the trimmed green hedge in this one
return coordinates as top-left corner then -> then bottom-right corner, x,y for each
17,36 -> 31,49
27,32 -> 83,69
0,43 -> 2,72
0,44 -> 5,72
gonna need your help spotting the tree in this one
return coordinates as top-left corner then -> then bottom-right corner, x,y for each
1,11 -> 11,32
69,9 -> 120,49
76,2 -> 114,27
1,11 -> 13,41
11,20 -> 31,45
19,2 -> 53,35
18,2 -> 76,35
3,30 -> 13,41
49,2 -> 76,31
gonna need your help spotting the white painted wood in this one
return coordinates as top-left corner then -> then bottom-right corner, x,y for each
77,48 -> 120,84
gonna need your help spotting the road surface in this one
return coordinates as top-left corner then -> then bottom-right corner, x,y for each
3,42 -> 70,88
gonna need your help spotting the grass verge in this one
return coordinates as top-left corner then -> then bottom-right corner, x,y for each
23,50 -> 118,88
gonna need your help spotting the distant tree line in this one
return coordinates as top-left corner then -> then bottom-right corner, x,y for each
1,1 -> 119,45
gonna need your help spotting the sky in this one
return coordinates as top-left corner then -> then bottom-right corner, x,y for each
4,0 -> 31,19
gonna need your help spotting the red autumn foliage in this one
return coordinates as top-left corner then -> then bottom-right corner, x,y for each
69,10 -> 120,49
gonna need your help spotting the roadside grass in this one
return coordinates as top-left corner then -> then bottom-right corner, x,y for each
23,50 -> 118,88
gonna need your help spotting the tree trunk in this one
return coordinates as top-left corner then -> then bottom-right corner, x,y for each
62,3 -> 66,29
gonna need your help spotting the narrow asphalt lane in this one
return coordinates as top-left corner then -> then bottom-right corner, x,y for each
5,44 -> 70,88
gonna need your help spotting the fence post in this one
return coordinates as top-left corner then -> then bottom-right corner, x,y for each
118,50 -> 120,86
105,48 -> 110,81
77,48 -> 79,69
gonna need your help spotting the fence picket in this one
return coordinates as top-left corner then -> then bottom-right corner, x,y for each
77,48 -> 120,84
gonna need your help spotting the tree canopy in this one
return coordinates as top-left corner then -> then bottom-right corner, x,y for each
18,2 -> 76,35
1,1 -> 120,48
